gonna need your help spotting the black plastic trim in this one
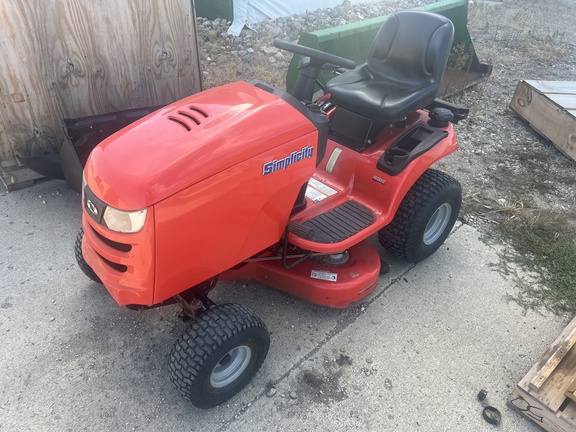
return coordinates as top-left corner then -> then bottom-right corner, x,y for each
328,106 -> 383,152
83,185 -> 107,225
377,125 -> 448,176
426,98 -> 469,124
89,225 -> 132,253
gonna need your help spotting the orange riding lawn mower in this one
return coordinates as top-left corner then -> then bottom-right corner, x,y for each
75,11 -> 469,408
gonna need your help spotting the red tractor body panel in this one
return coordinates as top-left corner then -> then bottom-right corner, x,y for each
82,211 -> 156,305
83,82 -> 320,305
152,133 -> 317,303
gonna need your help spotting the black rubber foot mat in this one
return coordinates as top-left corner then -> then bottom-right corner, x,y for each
300,201 -> 375,243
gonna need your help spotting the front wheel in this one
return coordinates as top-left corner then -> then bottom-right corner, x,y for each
169,303 -> 270,408
378,169 -> 461,263
75,229 -> 102,283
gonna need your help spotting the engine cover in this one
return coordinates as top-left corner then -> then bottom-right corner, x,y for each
84,81 -> 318,210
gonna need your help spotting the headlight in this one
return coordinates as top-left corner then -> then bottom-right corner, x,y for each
103,206 -> 147,233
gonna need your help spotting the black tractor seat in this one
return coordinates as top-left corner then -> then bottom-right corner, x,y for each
325,11 -> 454,124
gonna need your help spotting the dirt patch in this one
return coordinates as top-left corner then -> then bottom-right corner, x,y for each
297,355 -> 353,405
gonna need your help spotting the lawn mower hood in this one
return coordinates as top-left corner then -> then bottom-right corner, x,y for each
82,81 -> 329,305
84,81 -> 322,210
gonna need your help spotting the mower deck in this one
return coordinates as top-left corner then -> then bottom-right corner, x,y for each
221,240 -> 381,308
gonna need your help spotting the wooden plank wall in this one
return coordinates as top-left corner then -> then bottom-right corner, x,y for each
0,0 -> 202,165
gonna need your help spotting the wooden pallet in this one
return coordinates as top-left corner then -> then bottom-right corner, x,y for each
510,80 -> 576,161
508,316 -> 576,431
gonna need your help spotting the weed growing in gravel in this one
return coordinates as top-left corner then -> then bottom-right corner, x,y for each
486,203 -> 576,314
465,169 -> 576,315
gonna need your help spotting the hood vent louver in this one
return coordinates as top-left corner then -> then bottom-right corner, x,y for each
189,106 -> 209,118
167,105 -> 209,132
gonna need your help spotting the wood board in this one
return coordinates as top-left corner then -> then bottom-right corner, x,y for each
0,0 -> 202,171
566,377 -> 576,403
510,80 -> 576,161
0,164 -> 45,192
508,316 -> 576,432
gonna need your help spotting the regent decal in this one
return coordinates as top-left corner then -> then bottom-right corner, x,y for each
263,146 -> 314,176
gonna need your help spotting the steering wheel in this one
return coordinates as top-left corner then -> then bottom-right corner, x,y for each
273,40 -> 357,70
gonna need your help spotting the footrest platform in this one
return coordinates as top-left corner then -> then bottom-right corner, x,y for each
291,201 -> 375,244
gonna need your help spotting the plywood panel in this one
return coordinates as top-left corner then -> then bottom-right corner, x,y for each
0,0 -> 201,165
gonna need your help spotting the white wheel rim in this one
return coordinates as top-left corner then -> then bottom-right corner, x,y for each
210,345 -> 252,388
423,203 -> 452,245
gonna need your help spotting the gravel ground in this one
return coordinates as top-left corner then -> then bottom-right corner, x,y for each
197,0 -> 576,228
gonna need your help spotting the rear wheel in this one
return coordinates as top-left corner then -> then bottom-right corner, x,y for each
169,303 -> 270,408
378,169 -> 461,263
75,229 -> 102,283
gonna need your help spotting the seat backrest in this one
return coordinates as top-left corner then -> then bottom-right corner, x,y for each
367,11 -> 454,87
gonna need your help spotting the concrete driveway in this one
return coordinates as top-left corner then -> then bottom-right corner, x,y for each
0,179 -> 567,431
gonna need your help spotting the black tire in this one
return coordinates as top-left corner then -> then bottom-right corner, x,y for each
75,229 -> 102,283
169,303 -> 270,408
378,169 -> 461,263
